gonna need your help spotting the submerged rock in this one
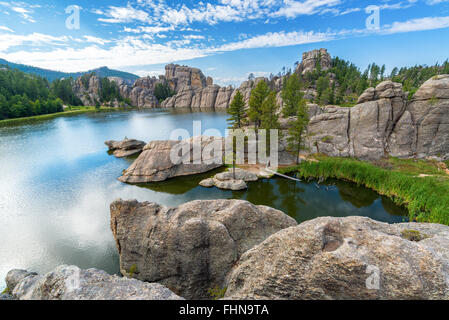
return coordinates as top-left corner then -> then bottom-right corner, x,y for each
105,138 -> 146,158
6,266 -> 183,300
224,216 -> 449,300
119,136 -> 224,183
110,199 -> 297,299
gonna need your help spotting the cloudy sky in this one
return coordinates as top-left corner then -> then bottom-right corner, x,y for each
0,0 -> 449,85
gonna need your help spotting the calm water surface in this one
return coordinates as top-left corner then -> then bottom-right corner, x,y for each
0,109 -> 407,289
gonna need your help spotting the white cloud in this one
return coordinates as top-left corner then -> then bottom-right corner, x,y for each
97,4 -> 151,23
0,2 -> 37,23
271,0 -> 341,19
0,26 -> 14,33
385,16 -> 449,33
214,30 -> 335,51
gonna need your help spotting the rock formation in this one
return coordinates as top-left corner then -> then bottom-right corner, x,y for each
199,168 -> 259,191
105,138 -> 146,158
72,74 -> 102,106
224,216 -> 449,300
296,48 -> 332,75
118,136 -> 224,183
110,199 -> 297,299
306,77 -> 449,160
5,265 -> 183,300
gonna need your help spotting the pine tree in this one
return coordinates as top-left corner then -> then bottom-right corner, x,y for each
248,80 -> 269,129
227,90 -> 245,128
287,102 -> 309,164
261,91 -> 280,130
281,73 -> 303,117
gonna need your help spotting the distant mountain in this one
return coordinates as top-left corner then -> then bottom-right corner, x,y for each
0,58 -> 139,84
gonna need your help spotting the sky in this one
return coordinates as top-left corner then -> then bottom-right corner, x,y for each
0,0 -> 449,86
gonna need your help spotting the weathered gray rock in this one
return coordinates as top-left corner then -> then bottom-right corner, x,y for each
214,179 -> 247,191
119,136 -> 224,183
165,64 -> 207,92
72,74 -> 102,106
105,138 -> 146,158
215,86 -> 234,109
110,199 -> 297,300
199,169 -> 258,190
306,77 -> 449,160
6,265 -> 183,300
225,216 -> 449,300
6,269 -> 37,291
215,168 -> 259,182
199,178 -> 215,187
297,48 -> 332,75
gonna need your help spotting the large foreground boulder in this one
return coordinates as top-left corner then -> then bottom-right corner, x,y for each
110,199 -> 297,299
225,216 -> 449,300
118,136 -> 224,183
5,265 -> 183,300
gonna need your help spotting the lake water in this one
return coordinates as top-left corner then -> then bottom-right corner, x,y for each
0,110 -> 408,290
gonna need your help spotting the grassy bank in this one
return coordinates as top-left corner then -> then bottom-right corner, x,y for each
279,156 -> 449,225
0,106 -> 131,126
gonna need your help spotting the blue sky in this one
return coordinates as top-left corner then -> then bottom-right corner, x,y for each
0,0 -> 449,85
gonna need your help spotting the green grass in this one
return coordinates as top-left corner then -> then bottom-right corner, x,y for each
0,106 -> 132,126
279,156 -> 449,225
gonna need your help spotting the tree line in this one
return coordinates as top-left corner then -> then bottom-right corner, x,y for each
0,67 -> 126,120
228,73 -> 309,165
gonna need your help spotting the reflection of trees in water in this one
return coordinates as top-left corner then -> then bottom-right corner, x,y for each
381,197 -> 409,218
277,178 -> 306,218
336,180 -> 378,208
233,179 -> 278,208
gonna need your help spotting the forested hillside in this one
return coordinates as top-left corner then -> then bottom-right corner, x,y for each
0,67 -> 77,120
0,59 -> 139,83
270,54 -> 449,107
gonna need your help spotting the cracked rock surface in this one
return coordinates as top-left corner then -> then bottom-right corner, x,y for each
110,199 -> 297,299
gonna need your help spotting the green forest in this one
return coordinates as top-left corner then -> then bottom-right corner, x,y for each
270,56 -> 449,107
0,67 -> 66,120
0,67 -> 125,120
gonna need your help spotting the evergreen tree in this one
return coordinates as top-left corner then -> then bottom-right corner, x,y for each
281,73 -> 303,117
287,103 -> 309,164
261,91 -> 280,130
227,90 -> 245,128
248,80 -> 269,129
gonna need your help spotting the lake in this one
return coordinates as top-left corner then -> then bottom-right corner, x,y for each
0,109 -> 408,290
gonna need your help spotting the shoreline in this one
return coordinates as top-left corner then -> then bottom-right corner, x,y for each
0,106 -> 134,127
279,156 -> 449,225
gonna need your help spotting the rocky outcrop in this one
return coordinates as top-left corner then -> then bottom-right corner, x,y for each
390,75 -> 449,159
105,138 -> 146,158
5,265 -> 183,300
306,77 -> 449,160
200,168 -> 258,191
225,216 -> 449,300
110,199 -> 297,300
118,136 -> 224,183
72,74 -> 102,106
165,64 -> 207,92
297,48 -> 332,75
